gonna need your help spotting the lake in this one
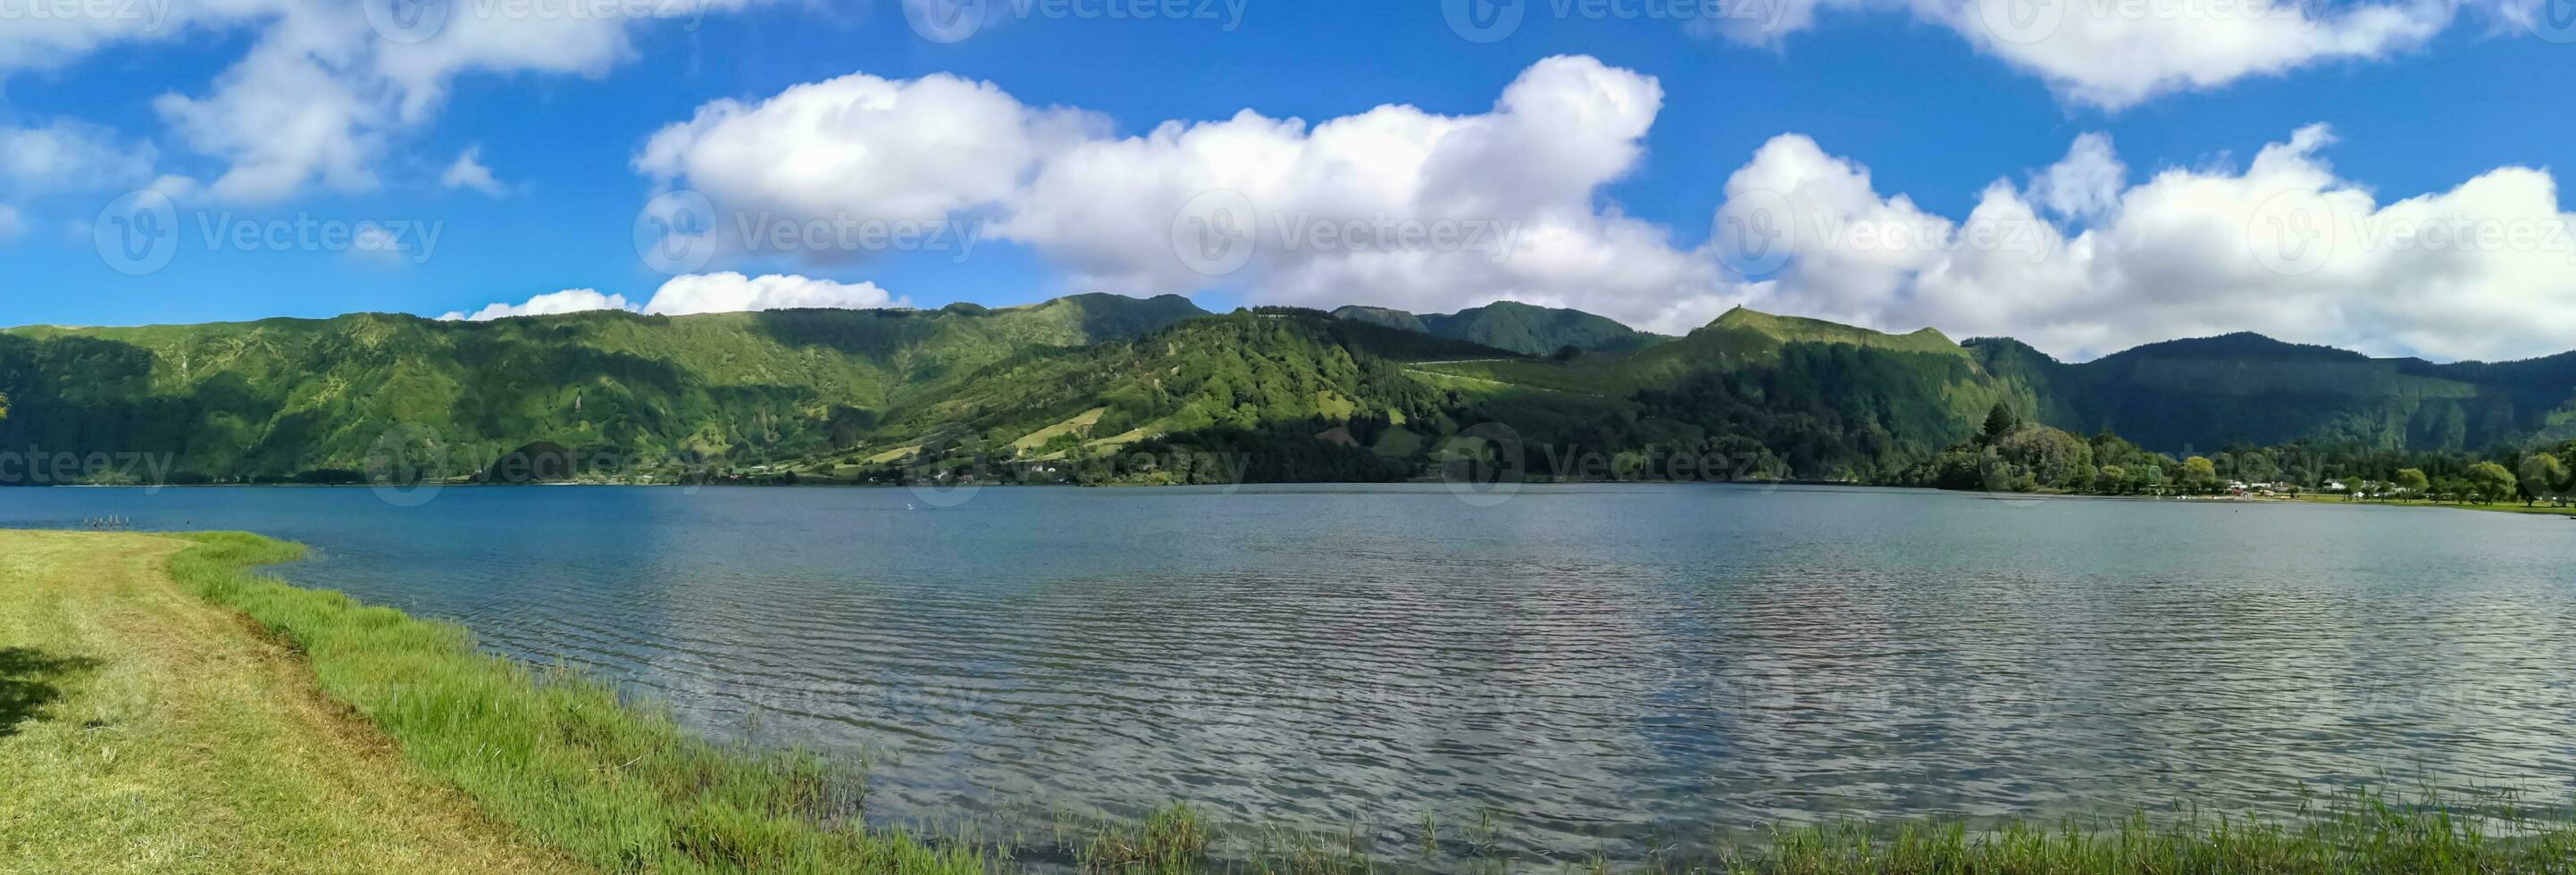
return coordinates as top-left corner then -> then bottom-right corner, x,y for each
4,483 -> 2572,861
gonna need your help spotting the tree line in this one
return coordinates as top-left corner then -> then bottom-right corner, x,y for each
1909,403 -> 2574,505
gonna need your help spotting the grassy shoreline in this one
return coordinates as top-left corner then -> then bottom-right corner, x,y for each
159,530 -> 985,875
12,529 -> 2576,872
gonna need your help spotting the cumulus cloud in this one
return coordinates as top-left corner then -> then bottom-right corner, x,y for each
440,146 -> 506,196
442,273 -> 906,321
1716,125 -> 2576,362
640,56 -> 1721,329
2,0 -> 750,202
1707,0 -> 2473,111
637,71 -> 1104,223
632,57 -> 2576,361
441,288 -> 636,321
642,271 -> 906,315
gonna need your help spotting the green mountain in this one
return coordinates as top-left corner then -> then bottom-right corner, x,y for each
1329,301 -> 1669,355
850,304 -> 2017,484
4,293 -> 2571,486
0,294 -> 1206,482
1968,332 -> 2576,453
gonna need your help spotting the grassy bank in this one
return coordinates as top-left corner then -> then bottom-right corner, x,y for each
2290,494 -> 2576,518
0,530 -> 570,873
12,529 -> 2576,873
154,530 -> 986,875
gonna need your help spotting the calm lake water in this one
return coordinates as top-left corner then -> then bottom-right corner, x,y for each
5,484 -> 2573,859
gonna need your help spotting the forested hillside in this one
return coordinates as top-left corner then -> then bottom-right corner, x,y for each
4,293 -> 2571,487
0,294 -> 1206,481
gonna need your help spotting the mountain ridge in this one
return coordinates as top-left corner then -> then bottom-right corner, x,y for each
4,294 -> 2569,484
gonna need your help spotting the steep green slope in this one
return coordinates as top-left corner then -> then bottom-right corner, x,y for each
1971,332 -> 2576,453
1331,301 -> 1668,355
0,295 -> 1206,480
861,312 -> 1505,454
1327,305 -> 1430,335
875,305 -> 2022,483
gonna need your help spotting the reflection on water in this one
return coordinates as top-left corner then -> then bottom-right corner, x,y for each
6,483 -> 2572,857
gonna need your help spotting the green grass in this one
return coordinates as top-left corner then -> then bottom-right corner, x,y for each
165,531 -> 984,874
1706,792 -> 2576,874
0,530 -> 572,873
2291,494 -> 2576,518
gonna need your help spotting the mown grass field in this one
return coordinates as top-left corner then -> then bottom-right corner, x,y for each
7,529 -> 2576,873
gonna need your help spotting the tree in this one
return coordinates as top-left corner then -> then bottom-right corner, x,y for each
2394,468 -> 2430,498
2464,462 -> 2519,505
1550,345 -> 1585,363
2518,452 -> 2566,505
2179,456 -> 2221,494
1980,402 -> 2020,444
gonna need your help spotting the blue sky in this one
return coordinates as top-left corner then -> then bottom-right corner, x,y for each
4,0 -> 2575,361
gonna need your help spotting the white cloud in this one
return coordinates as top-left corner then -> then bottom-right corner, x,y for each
640,56 -> 1720,329
637,71 -> 1106,223
442,288 -> 635,321
0,204 -> 24,240
442,273 -> 907,321
1715,125 -> 2576,362
1709,0 -> 2471,111
440,146 -> 506,196
2028,131 -> 2124,221
3,0 -> 754,202
0,120 -> 160,193
641,271 -> 907,315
